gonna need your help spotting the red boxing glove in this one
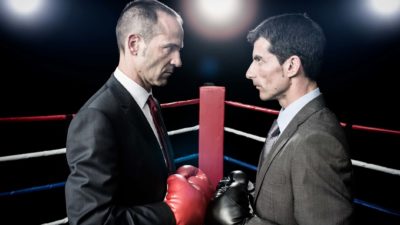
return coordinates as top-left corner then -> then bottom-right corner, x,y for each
176,165 -> 215,202
165,174 -> 207,225
176,165 -> 199,178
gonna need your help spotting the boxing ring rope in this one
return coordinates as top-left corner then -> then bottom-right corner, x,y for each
224,100 -> 400,135
223,127 -> 400,176
0,148 -> 66,162
1,86 -> 400,224
0,114 -> 74,122
0,126 -> 200,163
2,100 -> 399,136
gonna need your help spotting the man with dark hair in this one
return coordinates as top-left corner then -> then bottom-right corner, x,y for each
206,13 -> 353,225
65,1 -> 213,225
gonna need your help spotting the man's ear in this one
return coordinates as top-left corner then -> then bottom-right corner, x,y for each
127,34 -> 141,56
284,55 -> 302,78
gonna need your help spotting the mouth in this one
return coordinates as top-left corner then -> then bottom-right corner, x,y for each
163,72 -> 172,76
163,69 -> 174,75
161,71 -> 173,79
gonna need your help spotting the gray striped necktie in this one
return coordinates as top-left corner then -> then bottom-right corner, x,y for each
261,119 -> 280,164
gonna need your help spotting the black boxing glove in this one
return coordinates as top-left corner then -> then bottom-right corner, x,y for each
214,170 -> 248,199
205,171 -> 254,225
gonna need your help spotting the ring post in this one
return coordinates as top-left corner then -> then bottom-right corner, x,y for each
199,86 -> 225,188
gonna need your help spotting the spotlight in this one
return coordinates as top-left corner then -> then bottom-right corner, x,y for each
4,0 -> 45,18
182,0 -> 258,41
0,0 -> 61,38
368,0 -> 400,18
196,0 -> 242,27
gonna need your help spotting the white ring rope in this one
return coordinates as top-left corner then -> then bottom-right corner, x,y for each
0,125 -> 200,162
224,126 -> 400,176
224,127 -> 266,142
1,125 -> 399,176
41,217 -> 68,225
351,159 -> 400,176
167,125 -> 199,135
0,148 -> 66,162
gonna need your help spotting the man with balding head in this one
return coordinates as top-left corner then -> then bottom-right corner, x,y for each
65,1 -> 213,225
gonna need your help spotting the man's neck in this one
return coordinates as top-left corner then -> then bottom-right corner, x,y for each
278,79 -> 318,108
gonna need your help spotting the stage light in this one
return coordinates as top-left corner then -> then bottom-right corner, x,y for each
4,0 -> 45,18
196,0 -> 242,27
345,0 -> 400,34
0,0 -> 62,38
182,0 -> 258,41
368,0 -> 400,18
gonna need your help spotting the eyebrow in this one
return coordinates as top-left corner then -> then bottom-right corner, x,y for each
253,55 -> 262,61
164,43 -> 183,49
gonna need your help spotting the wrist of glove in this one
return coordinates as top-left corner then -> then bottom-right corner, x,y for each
205,170 -> 254,225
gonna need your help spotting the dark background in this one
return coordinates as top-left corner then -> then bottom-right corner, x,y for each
0,0 -> 399,224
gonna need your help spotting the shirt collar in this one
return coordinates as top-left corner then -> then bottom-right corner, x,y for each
277,88 -> 321,133
113,68 -> 151,109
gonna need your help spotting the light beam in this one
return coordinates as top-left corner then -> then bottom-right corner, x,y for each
182,0 -> 258,41
368,0 -> 400,18
5,0 -> 45,18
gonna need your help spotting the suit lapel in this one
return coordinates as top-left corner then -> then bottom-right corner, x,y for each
254,96 -> 326,201
106,75 -> 175,172
254,123 -> 297,200
106,75 -> 163,154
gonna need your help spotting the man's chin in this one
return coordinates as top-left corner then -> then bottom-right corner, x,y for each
259,93 -> 271,101
156,79 -> 168,87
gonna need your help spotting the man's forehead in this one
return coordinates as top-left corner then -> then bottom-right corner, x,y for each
152,30 -> 183,48
157,11 -> 182,27
253,38 -> 271,54
254,37 -> 270,49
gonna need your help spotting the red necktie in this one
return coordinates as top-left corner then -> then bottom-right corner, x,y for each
147,95 -> 172,171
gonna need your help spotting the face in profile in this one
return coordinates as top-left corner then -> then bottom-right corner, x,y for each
137,12 -> 184,90
246,37 -> 290,101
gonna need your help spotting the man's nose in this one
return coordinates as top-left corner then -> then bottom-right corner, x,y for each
246,63 -> 255,79
171,51 -> 182,68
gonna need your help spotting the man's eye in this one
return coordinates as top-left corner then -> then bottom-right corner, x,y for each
164,47 -> 171,52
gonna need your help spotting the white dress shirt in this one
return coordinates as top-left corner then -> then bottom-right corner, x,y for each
277,88 -> 321,134
113,68 -> 162,147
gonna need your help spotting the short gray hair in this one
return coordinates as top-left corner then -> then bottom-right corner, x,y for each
116,0 -> 182,52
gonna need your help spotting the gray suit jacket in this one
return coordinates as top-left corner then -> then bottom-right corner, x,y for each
247,95 -> 353,225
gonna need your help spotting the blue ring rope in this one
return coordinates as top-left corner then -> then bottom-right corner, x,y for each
354,198 -> 400,217
0,153 -> 399,217
0,154 -> 198,197
0,182 -> 65,197
224,155 -> 258,171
